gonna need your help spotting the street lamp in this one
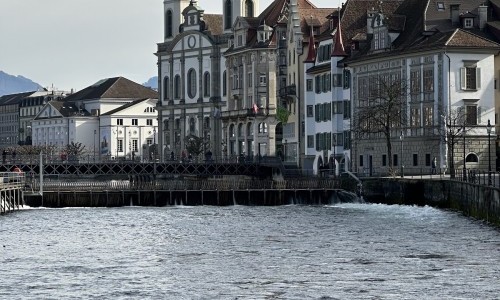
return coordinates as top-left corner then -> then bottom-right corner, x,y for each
153,127 -> 157,160
463,122 -> 467,181
400,131 -> 404,178
487,119 -> 492,185
93,130 -> 96,162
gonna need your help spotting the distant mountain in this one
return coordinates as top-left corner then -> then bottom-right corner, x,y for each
143,76 -> 158,90
0,71 -> 42,96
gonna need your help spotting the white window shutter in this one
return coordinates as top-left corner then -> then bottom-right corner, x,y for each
460,67 -> 466,90
476,68 -> 481,89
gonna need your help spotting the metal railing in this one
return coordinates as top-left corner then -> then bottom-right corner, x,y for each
0,172 -> 25,190
31,178 -> 341,192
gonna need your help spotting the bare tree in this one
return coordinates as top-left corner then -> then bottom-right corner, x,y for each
353,75 -> 407,172
440,107 -> 473,178
63,142 -> 86,161
185,134 -> 210,160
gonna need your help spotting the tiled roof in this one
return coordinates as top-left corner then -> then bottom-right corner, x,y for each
445,29 -> 500,48
203,14 -> 223,36
340,0 -> 405,55
63,77 -> 158,102
101,98 -> 150,116
49,100 -> 90,118
300,8 -> 336,37
0,91 -> 35,106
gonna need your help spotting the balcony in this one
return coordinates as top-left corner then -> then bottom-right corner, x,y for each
279,85 -> 296,98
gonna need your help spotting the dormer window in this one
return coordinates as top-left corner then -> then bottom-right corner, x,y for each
464,18 -> 473,28
437,2 -> 445,11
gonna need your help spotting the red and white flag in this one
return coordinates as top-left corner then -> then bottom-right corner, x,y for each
252,103 -> 259,114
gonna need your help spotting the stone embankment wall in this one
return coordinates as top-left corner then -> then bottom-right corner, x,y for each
362,178 -> 500,226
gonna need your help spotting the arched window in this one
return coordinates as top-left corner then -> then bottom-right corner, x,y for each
247,122 -> 253,136
238,123 -> 243,137
174,75 -> 181,99
187,69 -> 197,99
466,153 -> 479,163
229,124 -> 235,137
204,72 -> 210,97
189,117 -> 196,133
258,123 -> 268,134
165,10 -> 173,38
245,0 -> 254,17
163,76 -> 169,100
222,71 -> 227,96
225,0 -> 232,30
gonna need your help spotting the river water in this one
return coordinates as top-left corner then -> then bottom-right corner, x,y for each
1,204 -> 499,299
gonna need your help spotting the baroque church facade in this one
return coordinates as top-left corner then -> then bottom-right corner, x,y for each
156,0 -> 261,161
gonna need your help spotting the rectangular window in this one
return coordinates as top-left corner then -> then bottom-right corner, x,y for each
307,105 -> 314,117
410,108 -> 421,127
393,154 -> 398,167
307,135 -> 314,148
343,131 -> 351,150
117,139 -> 123,153
248,73 -> 253,87
306,79 -> 313,91
460,66 -> 480,90
146,119 -> 153,126
465,105 -> 478,125
315,76 -> 321,94
423,106 -> 433,126
146,139 -> 153,145
132,139 -> 138,152
343,70 -> 351,89
413,154 -> 418,166
359,155 -> 364,167
259,75 -> 267,86
382,154 -> 387,166
425,154 -> 431,166
117,119 -> 123,125
332,74 -> 342,87
343,100 -> 351,119
132,119 -> 138,126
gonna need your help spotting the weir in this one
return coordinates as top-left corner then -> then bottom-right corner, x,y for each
23,178 -> 360,208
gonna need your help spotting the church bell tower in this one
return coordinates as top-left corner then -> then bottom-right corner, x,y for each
223,0 -> 260,33
164,0 -> 190,41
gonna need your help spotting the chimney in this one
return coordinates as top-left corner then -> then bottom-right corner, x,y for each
367,8 -> 376,34
450,4 -> 460,26
478,4 -> 488,30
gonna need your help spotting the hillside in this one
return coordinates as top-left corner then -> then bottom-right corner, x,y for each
0,71 -> 42,96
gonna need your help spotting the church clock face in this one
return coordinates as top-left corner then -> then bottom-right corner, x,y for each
188,35 -> 196,49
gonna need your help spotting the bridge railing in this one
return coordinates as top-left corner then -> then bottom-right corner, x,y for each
0,172 -> 25,190
31,178 -> 341,192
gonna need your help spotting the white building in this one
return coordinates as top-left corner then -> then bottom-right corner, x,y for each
32,77 -> 158,161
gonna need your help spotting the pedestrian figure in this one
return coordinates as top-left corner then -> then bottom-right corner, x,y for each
170,151 -> 175,161
432,157 -> 437,174
181,149 -> 187,163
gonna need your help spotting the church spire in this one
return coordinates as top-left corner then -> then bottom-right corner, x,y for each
331,10 -> 347,57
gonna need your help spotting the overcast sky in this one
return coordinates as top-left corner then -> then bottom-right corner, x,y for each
0,0 -> 340,91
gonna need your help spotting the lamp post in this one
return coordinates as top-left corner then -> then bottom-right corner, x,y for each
400,131 -> 404,178
487,119 -> 492,185
153,127 -> 157,161
93,130 -> 96,163
463,122 -> 467,181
